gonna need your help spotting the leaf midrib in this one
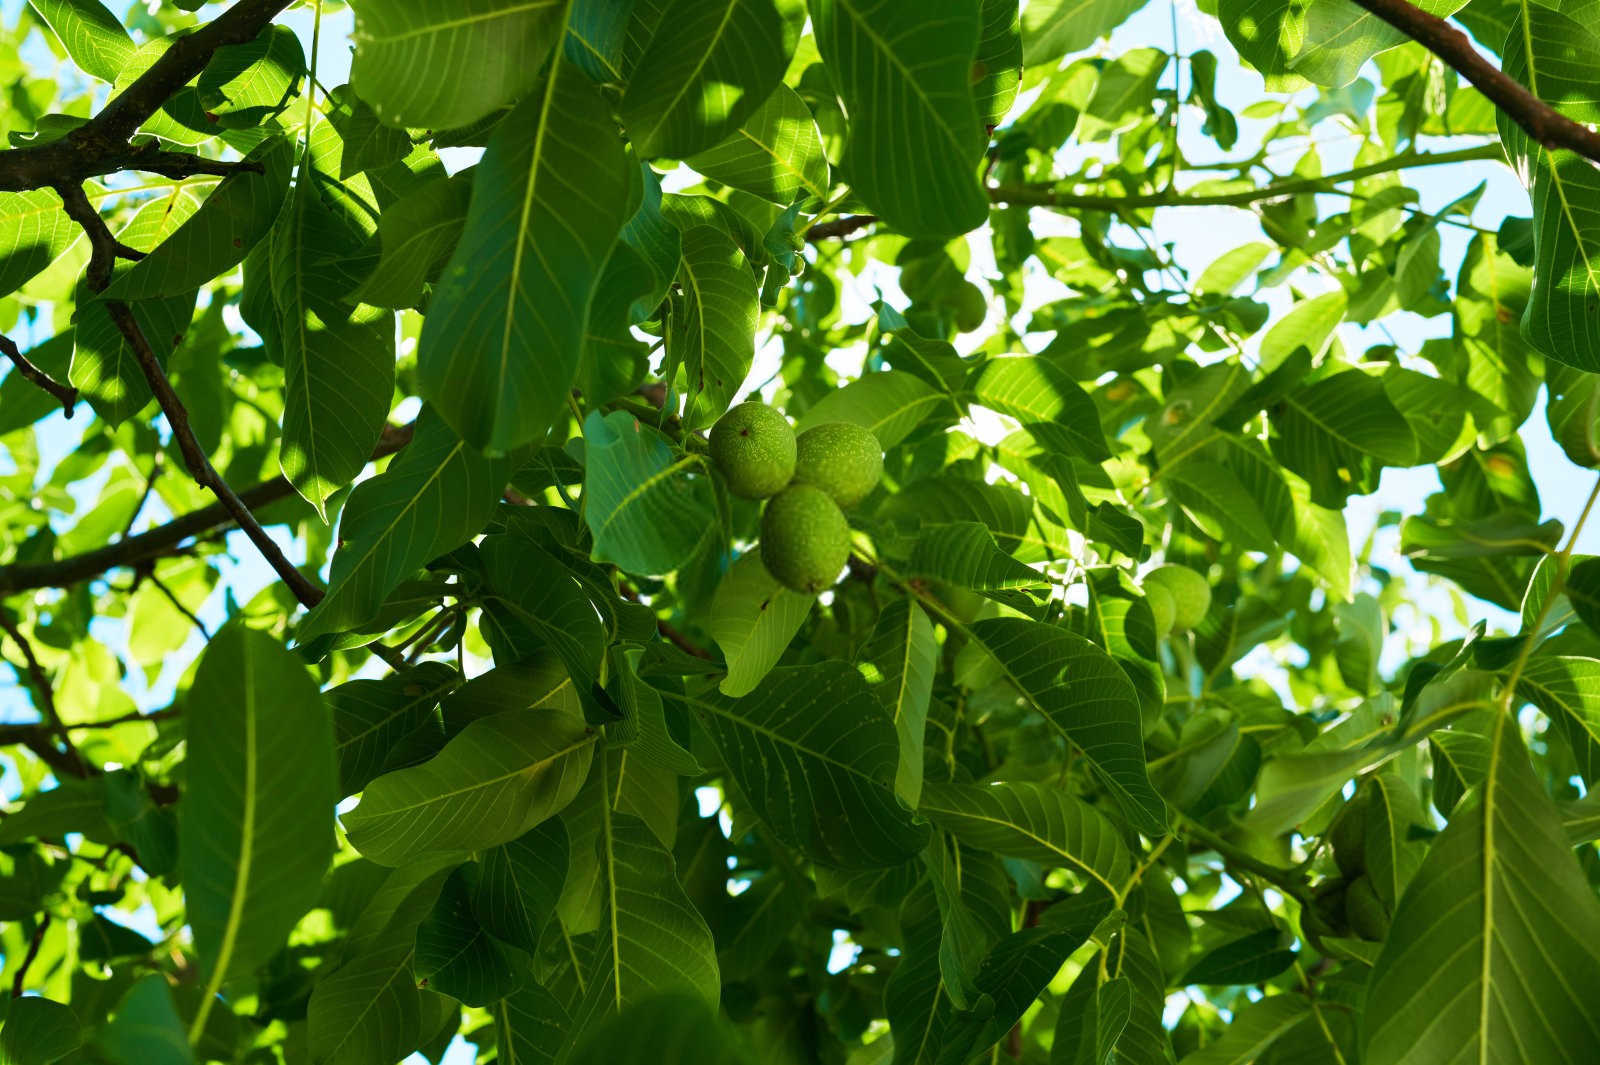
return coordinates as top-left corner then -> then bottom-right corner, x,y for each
360,1 -> 558,45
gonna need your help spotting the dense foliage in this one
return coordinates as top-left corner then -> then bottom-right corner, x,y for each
2,1 -> 1600,1063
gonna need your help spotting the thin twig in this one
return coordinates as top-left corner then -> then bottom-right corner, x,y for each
0,333 -> 78,416
806,213 -> 879,241
1347,0 -> 1600,163
11,915 -> 51,996
121,452 -> 163,539
147,572 -> 212,639
0,424 -> 411,596
54,182 -> 327,608
0,611 -> 85,775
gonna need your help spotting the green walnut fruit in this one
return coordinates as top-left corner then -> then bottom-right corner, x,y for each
1144,564 -> 1211,631
793,422 -> 883,508
710,402 -> 796,499
760,484 -> 851,594
1145,582 -> 1177,640
1344,876 -> 1391,941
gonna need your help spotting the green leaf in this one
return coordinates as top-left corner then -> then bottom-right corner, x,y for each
973,0 -> 1022,126
307,940 -> 423,1065
566,993 -> 752,1065
1514,655 -> 1600,779
472,819 -> 568,954
1181,927 -> 1296,985
327,84 -> 414,179
1293,0 -> 1466,87
668,662 -> 931,867
330,661 -> 462,796
104,137 -> 293,301
1021,0 -> 1143,64
297,409 -> 510,642
418,52 -> 634,452
620,0 -> 803,158
1176,994 -> 1312,1065
582,410 -> 716,576
972,356 -> 1110,461
808,0 -> 989,238
493,983 -> 569,1065
180,624 -> 336,984
919,781 -> 1132,895
906,521 -> 1050,590
566,811 -> 721,1038
708,552 -> 814,698
0,777 -> 112,845
95,976 -> 190,1065
795,369 -> 948,449
1216,0 -> 1309,89
1499,7 -> 1600,372
273,177 -> 396,516
1363,713 -> 1600,1065
26,0 -> 131,83
350,0 -> 567,129
861,599 -> 937,807
477,534 -> 612,723
967,617 -> 1166,833
675,225 -> 759,426
342,705 -> 598,866
0,996 -> 81,1065
684,83 -> 830,205
197,24 -> 304,122
0,190 -> 77,299
936,892 -> 1115,1064
351,173 -> 471,308
414,868 -> 522,1006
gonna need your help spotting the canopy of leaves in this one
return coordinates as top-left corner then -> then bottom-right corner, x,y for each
1,2 -> 1599,1064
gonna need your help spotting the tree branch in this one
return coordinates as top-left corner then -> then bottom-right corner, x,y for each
0,610 -> 85,776
0,333 -> 77,416
0,422 -> 413,596
1347,0 -> 1600,163
807,146 -> 1506,243
56,181 -> 327,608
806,213 -> 879,241
0,0 -> 294,191
11,915 -> 51,996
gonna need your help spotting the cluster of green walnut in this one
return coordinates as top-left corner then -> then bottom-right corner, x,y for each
710,402 -> 882,594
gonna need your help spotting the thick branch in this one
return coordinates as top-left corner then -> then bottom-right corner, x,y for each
0,0 -> 294,191
0,333 -> 77,416
0,422 -> 413,596
1348,0 -> 1600,162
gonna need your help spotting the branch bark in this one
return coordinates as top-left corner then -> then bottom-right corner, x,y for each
0,422 -> 413,597
0,0 -> 294,191
1347,0 -> 1600,162
805,147 -> 1504,242
56,182 -> 329,608
0,610 -> 85,776
0,332 -> 77,415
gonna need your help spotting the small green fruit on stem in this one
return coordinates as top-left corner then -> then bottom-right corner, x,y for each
1144,564 -> 1211,631
760,484 -> 851,594
793,422 -> 883,508
711,402 -> 796,499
